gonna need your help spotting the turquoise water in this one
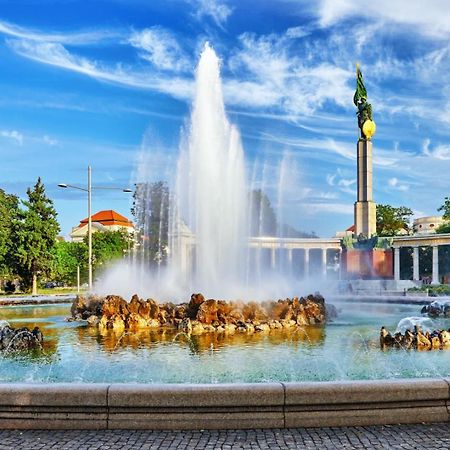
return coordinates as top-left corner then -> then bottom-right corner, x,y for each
0,301 -> 449,383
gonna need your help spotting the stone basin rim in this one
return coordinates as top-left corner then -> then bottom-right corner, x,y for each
0,378 -> 448,429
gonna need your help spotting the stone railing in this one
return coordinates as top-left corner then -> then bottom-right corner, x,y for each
0,379 -> 448,429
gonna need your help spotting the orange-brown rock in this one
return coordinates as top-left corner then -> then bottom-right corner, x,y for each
72,292 -> 331,334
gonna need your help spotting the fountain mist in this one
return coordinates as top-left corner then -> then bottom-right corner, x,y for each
95,44 -> 325,301
174,43 -> 247,297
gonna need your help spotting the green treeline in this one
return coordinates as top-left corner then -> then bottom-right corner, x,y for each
0,178 -> 132,294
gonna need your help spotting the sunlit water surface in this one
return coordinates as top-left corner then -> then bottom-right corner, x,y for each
0,301 -> 449,383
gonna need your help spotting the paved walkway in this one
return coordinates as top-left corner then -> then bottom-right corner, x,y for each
0,423 -> 449,449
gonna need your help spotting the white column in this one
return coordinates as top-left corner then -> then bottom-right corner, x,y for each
412,246 -> 419,281
432,245 -> 439,285
304,248 -> 310,278
287,248 -> 293,275
394,247 -> 400,281
271,247 -> 276,270
322,248 -> 327,277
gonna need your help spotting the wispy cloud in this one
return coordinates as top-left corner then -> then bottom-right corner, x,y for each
0,129 -> 23,145
227,31 -> 353,115
326,168 -> 356,196
187,0 -> 233,27
43,135 -> 58,146
0,20 -> 123,44
6,39 -> 193,99
422,138 -> 450,160
388,177 -> 409,192
128,27 -> 190,72
317,0 -> 450,38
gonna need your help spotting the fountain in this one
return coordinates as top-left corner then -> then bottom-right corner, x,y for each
97,43 -> 320,301
1,45 -> 450,431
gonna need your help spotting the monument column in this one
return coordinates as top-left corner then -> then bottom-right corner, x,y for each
432,245 -> 440,285
394,247 -> 400,281
353,64 -> 377,238
412,246 -> 420,281
354,139 -> 377,237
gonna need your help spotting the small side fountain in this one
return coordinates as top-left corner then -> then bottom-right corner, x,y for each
421,301 -> 450,318
380,325 -> 450,350
0,322 -> 44,352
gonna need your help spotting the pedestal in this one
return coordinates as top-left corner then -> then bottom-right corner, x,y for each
342,248 -> 393,279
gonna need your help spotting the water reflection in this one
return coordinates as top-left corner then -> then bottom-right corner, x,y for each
76,324 -> 326,354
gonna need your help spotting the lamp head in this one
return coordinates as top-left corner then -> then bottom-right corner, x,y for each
58,183 -> 68,188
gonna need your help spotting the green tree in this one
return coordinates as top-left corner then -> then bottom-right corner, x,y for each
436,197 -> 450,233
376,204 -> 413,237
249,189 -> 277,236
11,178 -> 60,293
86,230 -> 132,274
438,197 -> 450,220
0,189 -> 19,279
51,241 -> 88,285
132,181 -> 169,265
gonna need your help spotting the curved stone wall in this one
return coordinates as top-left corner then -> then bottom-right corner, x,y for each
0,379 -> 448,429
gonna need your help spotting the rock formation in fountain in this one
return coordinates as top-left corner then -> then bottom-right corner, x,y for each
421,301 -> 450,318
71,293 -> 336,334
0,322 -> 43,352
380,325 -> 450,350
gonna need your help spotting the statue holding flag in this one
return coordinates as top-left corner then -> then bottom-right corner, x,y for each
353,64 -> 376,140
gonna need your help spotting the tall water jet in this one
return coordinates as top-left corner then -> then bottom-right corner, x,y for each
173,43 -> 247,298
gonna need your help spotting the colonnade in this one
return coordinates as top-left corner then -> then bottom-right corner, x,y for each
393,244 -> 441,283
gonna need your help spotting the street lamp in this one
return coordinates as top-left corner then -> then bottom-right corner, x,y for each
58,165 -> 132,290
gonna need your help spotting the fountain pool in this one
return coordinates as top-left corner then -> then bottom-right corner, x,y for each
1,300 -> 449,383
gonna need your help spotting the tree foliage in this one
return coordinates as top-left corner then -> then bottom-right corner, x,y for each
131,181 -> 169,265
11,178 -> 60,290
249,189 -> 277,236
436,197 -> 450,233
438,197 -> 450,221
86,230 -> 132,272
0,189 -> 19,276
52,241 -> 88,285
376,204 -> 413,237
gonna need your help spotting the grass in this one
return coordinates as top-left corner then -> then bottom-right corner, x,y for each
0,287 -> 86,296
408,284 -> 450,296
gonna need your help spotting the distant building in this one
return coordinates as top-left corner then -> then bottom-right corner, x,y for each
413,216 -> 444,235
70,210 -> 134,242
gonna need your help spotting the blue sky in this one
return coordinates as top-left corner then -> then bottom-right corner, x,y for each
1,0 -> 450,238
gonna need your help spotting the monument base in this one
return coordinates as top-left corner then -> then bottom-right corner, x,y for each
341,248 -> 393,279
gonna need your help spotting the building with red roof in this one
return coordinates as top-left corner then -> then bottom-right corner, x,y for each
70,210 -> 134,242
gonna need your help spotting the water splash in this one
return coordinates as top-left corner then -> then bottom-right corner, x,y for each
173,43 -> 247,298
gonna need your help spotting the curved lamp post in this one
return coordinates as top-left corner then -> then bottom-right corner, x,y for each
58,166 -> 132,290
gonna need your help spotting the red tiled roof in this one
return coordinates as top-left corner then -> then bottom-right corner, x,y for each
346,224 -> 355,232
80,210 -> 134,228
